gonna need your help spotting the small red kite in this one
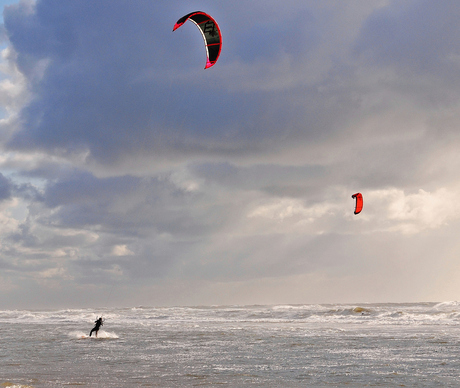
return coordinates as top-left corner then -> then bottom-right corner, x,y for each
352,193 -> 363,215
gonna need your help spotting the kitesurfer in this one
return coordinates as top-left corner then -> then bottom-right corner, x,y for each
89,317 -> 103,337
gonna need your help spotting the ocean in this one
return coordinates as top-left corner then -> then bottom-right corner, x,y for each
1,302 -> 460,387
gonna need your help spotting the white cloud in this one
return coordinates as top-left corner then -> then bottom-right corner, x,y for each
0,197 -> 21,233
361,187 -> 460,234
387,188 -> 460,233
111,244 -> 134,256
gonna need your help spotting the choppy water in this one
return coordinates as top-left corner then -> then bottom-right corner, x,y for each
2,302 -> 460,387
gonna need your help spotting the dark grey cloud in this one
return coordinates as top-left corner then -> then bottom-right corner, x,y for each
39,170 -> 231,238
356,0 -> 460,74
2,1 -> 253,162
354,0 -> 460,116
0,172 -> 12,200
232,7 -> 319,63
2,0 -> 365,167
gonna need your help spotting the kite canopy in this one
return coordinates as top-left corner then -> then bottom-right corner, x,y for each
352,193 -> 363,215
173,11 -> 222,69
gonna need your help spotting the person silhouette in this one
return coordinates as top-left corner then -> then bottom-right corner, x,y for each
89,317 -> 103,337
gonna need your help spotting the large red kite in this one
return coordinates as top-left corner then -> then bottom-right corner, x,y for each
173,11 -> 222,69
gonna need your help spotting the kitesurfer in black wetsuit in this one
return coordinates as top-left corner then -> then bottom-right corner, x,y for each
89,317 -> 103,337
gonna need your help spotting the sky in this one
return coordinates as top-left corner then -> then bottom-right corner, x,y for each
1,0 -> 460,309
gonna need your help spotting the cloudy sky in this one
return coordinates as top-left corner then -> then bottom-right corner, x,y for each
0,0 -> 460,309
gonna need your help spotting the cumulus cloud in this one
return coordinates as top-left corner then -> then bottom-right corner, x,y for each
386,188 -> 460,233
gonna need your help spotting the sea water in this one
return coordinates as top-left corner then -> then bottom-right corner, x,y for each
1,302 -> 460,387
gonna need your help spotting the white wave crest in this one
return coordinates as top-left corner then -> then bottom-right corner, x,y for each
68,330 -> 119,339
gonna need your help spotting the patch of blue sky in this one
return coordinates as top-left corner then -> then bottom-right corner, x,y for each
0,0 -> 17,24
